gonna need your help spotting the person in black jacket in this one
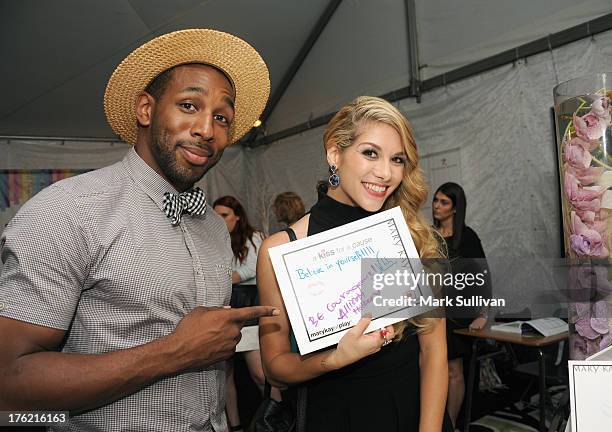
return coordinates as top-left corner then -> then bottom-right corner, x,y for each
433,182 -> 491,428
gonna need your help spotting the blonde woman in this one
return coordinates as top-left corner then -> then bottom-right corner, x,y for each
257,96 -> 452,431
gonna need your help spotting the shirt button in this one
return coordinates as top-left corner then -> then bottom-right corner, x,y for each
0,302 -> 5,311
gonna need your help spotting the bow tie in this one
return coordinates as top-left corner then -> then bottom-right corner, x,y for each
163,187 -> 207,225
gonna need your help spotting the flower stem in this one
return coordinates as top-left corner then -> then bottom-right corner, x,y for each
592,157 -> 612,170
563,100 -> 589,141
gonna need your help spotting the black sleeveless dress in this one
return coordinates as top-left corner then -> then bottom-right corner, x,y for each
443,226 -> 491,360
301,195 -> 453,432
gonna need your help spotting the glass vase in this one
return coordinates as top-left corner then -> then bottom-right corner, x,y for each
554,74 -> 612,359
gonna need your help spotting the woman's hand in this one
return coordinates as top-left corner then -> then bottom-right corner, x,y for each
323,317 -> 395,370
469,316 -> 487,330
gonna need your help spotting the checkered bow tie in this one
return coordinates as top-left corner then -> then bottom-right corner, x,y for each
163,187 -> 207,225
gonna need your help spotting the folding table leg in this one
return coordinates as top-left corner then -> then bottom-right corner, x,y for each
538,348 -> 546,432
463,338 -> 480,432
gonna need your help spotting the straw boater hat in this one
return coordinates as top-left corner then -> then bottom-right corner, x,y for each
104,29 -> 270,145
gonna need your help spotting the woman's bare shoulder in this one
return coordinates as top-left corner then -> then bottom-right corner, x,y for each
262,230 -> 291,249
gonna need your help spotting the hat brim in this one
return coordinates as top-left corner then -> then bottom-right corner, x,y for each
104,29 -> 270,145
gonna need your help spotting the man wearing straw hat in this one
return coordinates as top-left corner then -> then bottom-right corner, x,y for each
0,29 -> 275,431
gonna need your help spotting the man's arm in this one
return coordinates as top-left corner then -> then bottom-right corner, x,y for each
0,305 -> 277,412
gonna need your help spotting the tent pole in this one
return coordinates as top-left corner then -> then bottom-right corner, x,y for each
243,0 -> 343,148
252,13 -> 612,147
405,0 -> 421,102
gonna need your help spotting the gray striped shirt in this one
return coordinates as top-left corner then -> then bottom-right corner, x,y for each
0,148 -> 233,431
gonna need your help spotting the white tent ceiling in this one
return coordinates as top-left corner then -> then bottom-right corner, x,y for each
1,0 -> 611,141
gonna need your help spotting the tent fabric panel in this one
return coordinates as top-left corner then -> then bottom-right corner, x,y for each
265,0 -> 411,135
416,0 -> 612,79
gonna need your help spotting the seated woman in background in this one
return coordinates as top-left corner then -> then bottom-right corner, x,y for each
432,182 -> 491,429
212,196 -> 278,432
273,191 -> 305,227
258,96 -> 452,431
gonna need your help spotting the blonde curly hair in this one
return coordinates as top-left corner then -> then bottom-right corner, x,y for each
323,96 -> 445,337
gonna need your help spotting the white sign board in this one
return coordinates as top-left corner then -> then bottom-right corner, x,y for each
568,360 -> 612,431
268,206 -> 436,354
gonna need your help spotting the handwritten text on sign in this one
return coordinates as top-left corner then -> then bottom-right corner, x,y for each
268,207 -> 433,354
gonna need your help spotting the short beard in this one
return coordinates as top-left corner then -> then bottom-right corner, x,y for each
149,123 -> 221,191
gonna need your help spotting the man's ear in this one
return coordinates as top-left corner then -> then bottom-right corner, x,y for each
326,145 -> 340,168
135,92 -> 155,127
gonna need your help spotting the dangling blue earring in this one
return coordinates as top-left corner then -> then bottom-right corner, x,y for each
328,164 -> 340,187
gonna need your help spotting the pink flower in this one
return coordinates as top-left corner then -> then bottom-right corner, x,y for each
574,112 -> 608,140
571,298 -> 609,342
568,266 -> 612,301
570,333 -> 588,360
564,172 -> 606,212
576,315 -> 601,339
564,171 -> 580,198
568,266 -> 595,302
580,185 -> 606,200
575,198 -> 602,212
591,220 -> 607,234
575,301 -> 591,319
591,97 -> 611,122
591,318 -> 608,334
571,136 -> 600,152
593,266 -> 612,296
567,165 -> 603,185
575,210 -> 595,223
564,140 -> 592,169
567,267 -> 594,307
591,300 -> 609,335
570,211 -> 609,257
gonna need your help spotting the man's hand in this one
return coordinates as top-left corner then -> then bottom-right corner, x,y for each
0,306 -> 278,411
168,305 -> 278,370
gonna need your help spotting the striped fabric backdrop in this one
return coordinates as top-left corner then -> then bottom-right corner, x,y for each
0,169 -> 90,210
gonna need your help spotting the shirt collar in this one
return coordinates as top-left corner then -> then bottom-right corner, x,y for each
122,147 -> 179,212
